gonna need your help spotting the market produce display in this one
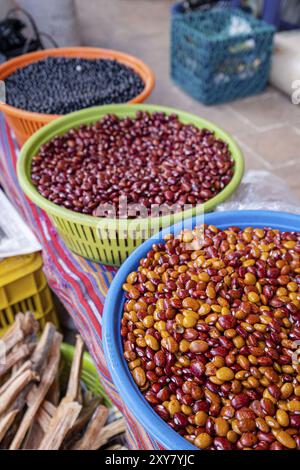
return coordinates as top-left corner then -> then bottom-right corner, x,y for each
31,111 -> 234,217
0,313 -> 126,450
121,224 -> 300,450
5,57 -> 145,114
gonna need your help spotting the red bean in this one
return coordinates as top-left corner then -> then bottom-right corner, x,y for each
33,112 -> 234,217
290,415 -> 300,428
122,224 -> 300,451
173,412 -> 188,428
231,393 -> 250,410
214,437 -> 232,450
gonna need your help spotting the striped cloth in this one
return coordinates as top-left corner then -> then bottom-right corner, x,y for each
0,113 -> 161,450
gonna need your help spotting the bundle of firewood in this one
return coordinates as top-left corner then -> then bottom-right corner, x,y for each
0,313 -> 126,450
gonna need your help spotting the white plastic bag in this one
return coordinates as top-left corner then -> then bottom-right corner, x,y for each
270,31 -> 300,97
217,170 -> 300,214
0,190 -> 41,258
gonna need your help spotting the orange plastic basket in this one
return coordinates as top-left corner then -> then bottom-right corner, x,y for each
0,47 -> 155,146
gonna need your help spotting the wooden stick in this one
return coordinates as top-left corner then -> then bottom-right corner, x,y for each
0,344 -> 34,378
63,397 -> 101,449
11,314 -> 38,375
35,405 -> 52,433
23,312 -> 39,337
22,421 -> 44,450
46,373 -> 60,406
0,410 -> 19,443
31,323 -> 56,373
41,335 -> 86,450
5,323 -> 57,430
1,315 -> 25,354
66,335 -> 84,402
0,410 -> 23,448
38,401 -> 82,450
0,361 -> 32,396
0,369 -> 38,415
12,344 -> 23,375
27,399 -> 56,433
8,382 -> 33,415
71,406 -> 111,450
92,418 -> 126,450
41,400 -> 56,417
10,332 -> 62,449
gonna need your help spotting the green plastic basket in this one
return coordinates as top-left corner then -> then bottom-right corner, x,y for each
17,104 -> 244,266
60,343 -> 111,408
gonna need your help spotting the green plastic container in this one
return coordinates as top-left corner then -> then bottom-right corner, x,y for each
17,104 -> 244,266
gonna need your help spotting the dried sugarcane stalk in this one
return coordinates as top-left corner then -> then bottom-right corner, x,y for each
8,382 -> 34,415
1,315 -> 25,354
42,399 -> 57,416
46,373 -> 60,406
27,399 -> 56,433
22,312 -> 39,337
0,409 -> 24,449
62,397 -> 101,449
0,410 -> 19,443
12,344 -> 23,375
35,404 -> 53,433
89,418 -> 126,450
38,401 -> 82,450
0,361 -> 32,396
11,313 -> 38,375
71,406 -> 111,450
28,397 -> 57,433
10,332 -> 62,450
0,343 -> 35,378
3,324 -> 57,434
36,335 -> 85,450
22,421 -> 44,450
0,369 -> 38,415
31,323 -> 56,373
65,335 -> 84,402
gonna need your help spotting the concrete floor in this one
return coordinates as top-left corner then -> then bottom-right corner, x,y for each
75,0 -> 300,200
1,0 -> 299,199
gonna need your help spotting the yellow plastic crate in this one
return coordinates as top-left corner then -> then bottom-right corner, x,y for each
0,253 -> 58,334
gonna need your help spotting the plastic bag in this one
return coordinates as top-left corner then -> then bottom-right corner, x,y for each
0,189 -> 41,258
217,170 -> 300,214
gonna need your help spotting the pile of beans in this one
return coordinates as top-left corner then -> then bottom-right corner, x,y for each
5,57 -> 145,114
31,112 -> 234,217
121,224 -> 300,450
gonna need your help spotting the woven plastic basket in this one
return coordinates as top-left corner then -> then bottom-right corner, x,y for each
0,47 -> 155,146
171,8 -> 275,105
17,104 -> 244,266
0,253 -> 58,335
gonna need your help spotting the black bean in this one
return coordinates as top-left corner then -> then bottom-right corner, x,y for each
5,57 -> 144,114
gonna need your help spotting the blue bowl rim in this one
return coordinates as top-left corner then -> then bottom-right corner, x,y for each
103,210 -> 300,450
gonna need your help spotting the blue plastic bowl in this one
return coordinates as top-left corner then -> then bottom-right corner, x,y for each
103,210 -> 300,450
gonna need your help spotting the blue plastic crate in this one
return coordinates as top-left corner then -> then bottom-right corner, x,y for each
171,8 -> 275,105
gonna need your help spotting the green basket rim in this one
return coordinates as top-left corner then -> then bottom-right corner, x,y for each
17,104 -> 244,229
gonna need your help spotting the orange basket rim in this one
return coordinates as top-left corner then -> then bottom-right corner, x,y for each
0,46 -> 155,120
